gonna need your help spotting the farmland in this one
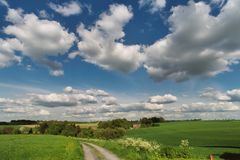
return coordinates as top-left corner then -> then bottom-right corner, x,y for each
0,135 -> 83,160
127,120 -> 240,159
0,120 -> 240,160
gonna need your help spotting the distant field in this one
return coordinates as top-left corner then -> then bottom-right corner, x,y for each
127,120 -> 240,159
76,122 -> 98,129
0,135 -> 83,160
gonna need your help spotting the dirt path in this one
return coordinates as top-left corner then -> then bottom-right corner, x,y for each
82,143 -> 98,160
82,143 -> 120,160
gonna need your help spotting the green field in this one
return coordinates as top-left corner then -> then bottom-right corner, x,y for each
127,120 -> 240,159
0,135 -> 83,160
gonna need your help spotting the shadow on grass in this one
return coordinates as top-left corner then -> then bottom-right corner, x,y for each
202,146 -> 240,149
219,153 -> 240,160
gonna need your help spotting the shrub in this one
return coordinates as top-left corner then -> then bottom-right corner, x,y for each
160,146 -> 179,159
46,122 -> 67,135
160,139 -> 191,159
117,138 -> 161,152
1,127 -> 14,134
78,128 -> 94,138
13,128 -> 21,134
98,119 -> 131,129
38,122 -> 48,134
61,125 -> 80,137
94,128 -> 126,139
21,127 -> 33,134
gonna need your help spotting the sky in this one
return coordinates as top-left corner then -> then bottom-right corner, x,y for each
0,0 -> 240,121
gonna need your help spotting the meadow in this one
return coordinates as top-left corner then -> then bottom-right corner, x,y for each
127,120 -> 240,159
0,135 -> 83,160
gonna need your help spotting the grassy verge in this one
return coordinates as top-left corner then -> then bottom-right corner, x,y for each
81,138 -> 205,160
0,135 -> 83,160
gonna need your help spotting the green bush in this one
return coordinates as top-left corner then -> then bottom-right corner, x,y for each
94,128 -> 126,139
98,119 -> 131,129
61,125 -> 80,137
1,127 -> 14,134
160,140 -> 191,159
13,128 -> 21,134
78,128 -> 94,138
38,122 -> 48,134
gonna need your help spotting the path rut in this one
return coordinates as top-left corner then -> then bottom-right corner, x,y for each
82,142 -> 120,160
82,143 -> 98,160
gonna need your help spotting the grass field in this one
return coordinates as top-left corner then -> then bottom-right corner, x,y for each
0,135 -> 83,160
127,120 -> 240,159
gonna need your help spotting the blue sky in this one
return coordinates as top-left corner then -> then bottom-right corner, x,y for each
0,0 -> 240,121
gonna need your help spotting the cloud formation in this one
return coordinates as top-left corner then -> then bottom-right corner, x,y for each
138,0 -> 166,13
0,38 -> 22,68
49,1 -> 82,17
70,4 -> 143,73
201,88 -> 240,102
181,102 -> 239,112
3,8 -> 75,76
144,0 -> 240,82
148,94 -> 177,104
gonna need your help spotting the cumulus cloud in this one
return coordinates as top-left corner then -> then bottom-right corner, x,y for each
144,0 -> 240,82
138,0 -> 166,13
226,89 -> 240,102
70,4 -> 143,73
0,38 -> 22,68
148,94 -> 177,104
3,8 -> 75,76
180,102 -> 239,112
86,89 -> 110,97
0,97 -> 50,116
2,107 -> 49,116
201,88 -> 240,102
200,88 -> 231,101
49,1 -> 82,17
31,92 -> 97,108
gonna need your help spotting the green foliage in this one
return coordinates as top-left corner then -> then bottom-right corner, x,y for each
98,118 -> 131,129
21,127 -> 33,134
38,121 -> 80,137
0,127 -> 15,134
62,125 -> 80,137
94,128 -> 126,139
78,128 -> 94,138
140,117 -> 165,127
39,122 -> 48,134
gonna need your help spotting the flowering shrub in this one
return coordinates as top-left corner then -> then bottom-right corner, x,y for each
180,139 -> 190,149
117,138 -> 161,152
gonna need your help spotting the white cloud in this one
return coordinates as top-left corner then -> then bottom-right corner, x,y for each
180,102 -> 239,112
49,1 -> 82,17
86,89 -> 110,97
227,89 -> 240,102
101,96 -> 118,106
148,94 -> 177,104
2,107 -> 50,116
0,38 -> 22,68
200,88 -> 231,101
4,8 -> 75,76
31,92 -> 97,108
144,0 -> 240,82
139,0 -> 166,13
201,88 -> 240,102
70,4 -> 143,73
0,0 -> 8,7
